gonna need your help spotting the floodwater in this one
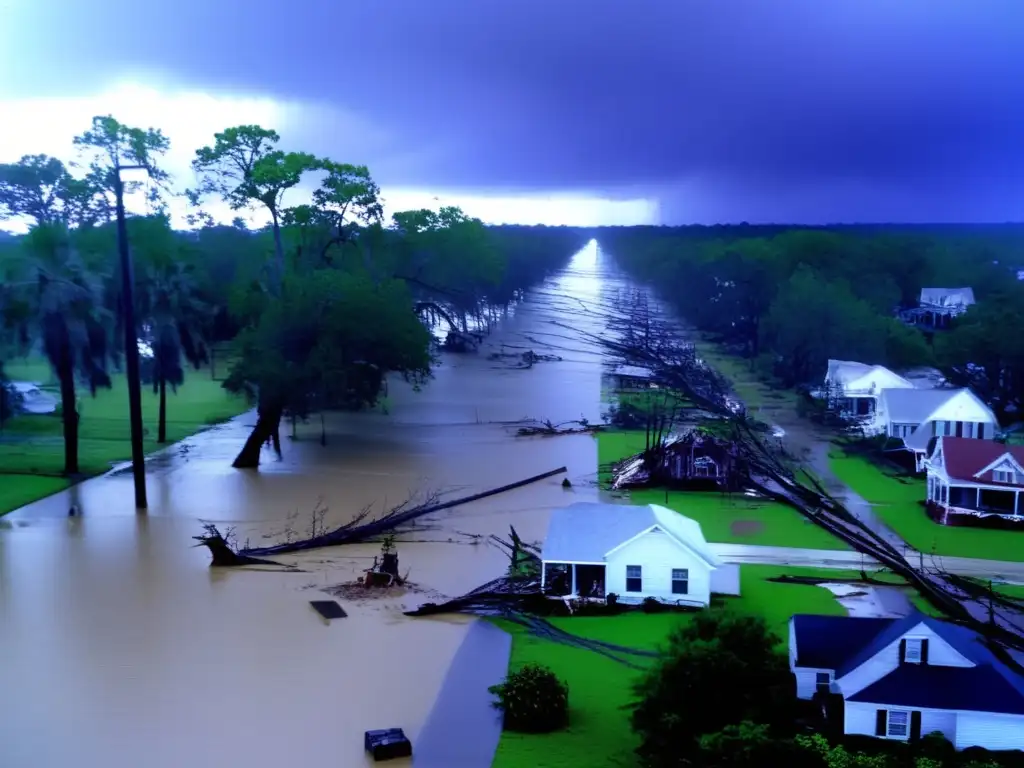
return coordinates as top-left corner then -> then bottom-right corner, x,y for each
0,243 -> 624,768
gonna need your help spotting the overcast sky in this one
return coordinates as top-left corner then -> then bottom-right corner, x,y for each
2,0 -> 1023,225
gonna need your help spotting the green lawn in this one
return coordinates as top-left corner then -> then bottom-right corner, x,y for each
829,452 -> 1024,562
492,565 -> 848,768
1,355 -> 247,515
596,430 -> 848,551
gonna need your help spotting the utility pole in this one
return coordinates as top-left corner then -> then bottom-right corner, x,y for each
114,164 -> 148,510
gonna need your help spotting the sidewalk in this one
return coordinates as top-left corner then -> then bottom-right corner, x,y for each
709,542 -> 1024,585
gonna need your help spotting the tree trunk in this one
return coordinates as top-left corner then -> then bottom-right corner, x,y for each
271,210 -> 285,289
58,361 -> 79,476
157,378 -> 167,443
232,401 -> 283,468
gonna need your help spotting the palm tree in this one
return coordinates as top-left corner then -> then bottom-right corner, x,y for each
22,224 -> 112,474
132,218 -> 210,443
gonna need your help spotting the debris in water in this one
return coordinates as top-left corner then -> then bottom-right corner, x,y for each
364,728 -> 412,761
310,600 -> 348,620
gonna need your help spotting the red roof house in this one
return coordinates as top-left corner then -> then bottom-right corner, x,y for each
923,437 -> 1024,526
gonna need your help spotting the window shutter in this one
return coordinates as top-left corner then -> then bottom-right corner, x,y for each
921,639 -> 929,665
910,711 -> 922,741
899,638 -> 907,664
875,709 -> 887,736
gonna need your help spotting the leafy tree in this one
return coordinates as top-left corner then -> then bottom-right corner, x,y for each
0,155 -> 90,225
72,115 -> 170,222
935,289 -> 1024,420
190,125 -> 319,286
631,610 -> 795,767
225,269 -> 432,467
489,663 -> 569,733
761,266 -> 889,386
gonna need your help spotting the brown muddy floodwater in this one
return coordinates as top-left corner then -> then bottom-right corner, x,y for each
0,243 -> 625,768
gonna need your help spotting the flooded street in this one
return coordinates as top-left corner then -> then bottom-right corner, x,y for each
0,244 -> 622,768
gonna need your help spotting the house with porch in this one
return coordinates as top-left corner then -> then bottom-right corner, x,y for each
876,388 -> 999,472
539,502 -> 738,607
821,360 -> 915,421
901,287 -> 976,331
923,436 -> 1024,526
790,611 -> 1024,751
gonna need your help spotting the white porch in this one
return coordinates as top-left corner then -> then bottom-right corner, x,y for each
926,476 -> 1024,520
540,560 -> 607,599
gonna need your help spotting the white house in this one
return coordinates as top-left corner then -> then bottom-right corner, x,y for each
876,388 -> 998,472
539,502 -> 738,607
902,287 -> 976,331
923,436 -> 1024,524
821,360 -> 915,420
789,612 -> 1024,751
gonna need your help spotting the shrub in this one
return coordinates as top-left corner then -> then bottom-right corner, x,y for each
489,663 -> 569,733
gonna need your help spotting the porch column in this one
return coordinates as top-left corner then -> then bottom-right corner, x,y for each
977,488 -> 982,510
541,562 -> 546,590
1017,492 -> 1020,517
571,564 -> 577,596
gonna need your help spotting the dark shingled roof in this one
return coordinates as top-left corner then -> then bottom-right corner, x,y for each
848,663 -> 1024,715
791,615 -> 894,670
792,611 -> 1024,716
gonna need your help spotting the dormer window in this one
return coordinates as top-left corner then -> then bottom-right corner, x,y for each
904,638 -> 923,664
994,469 -> 1017,484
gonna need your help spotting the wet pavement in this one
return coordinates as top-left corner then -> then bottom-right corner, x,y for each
414,620 -> 512,767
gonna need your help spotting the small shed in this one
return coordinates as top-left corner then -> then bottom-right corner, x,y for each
609,363 -> 656,391
540,502 -> 735,607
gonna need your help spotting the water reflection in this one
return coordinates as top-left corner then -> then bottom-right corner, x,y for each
0,244 -> 618,768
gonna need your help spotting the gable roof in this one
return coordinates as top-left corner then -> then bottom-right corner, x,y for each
794,611 -> 1024,715
790,615 -> 893,669
540,502 -> 721,566
826,360 -> 911,390
826,359 -> 870,384
847,663 -> 1024,715
920,287 -> 976,308
879,387 -> 962,426
937,437 -> 1024,485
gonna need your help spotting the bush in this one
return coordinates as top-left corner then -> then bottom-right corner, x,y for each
489,663 -> 569,733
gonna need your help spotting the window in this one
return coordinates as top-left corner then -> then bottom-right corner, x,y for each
626,565 -> 642,593
904,638 -> 923,663
994,469 -> 1016,484
815,672 -> 831,693
886,710 -> 909,738
671,569 -> 689,595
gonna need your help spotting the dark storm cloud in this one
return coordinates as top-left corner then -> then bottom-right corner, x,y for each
5,0 -> 1024,222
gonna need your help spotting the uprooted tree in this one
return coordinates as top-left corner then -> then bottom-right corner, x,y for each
193,466 -> 567,562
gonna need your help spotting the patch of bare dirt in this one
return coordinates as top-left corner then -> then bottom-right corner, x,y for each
730,520 -> 765,537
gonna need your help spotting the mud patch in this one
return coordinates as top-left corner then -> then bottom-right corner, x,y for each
730,520 -> 764,537
819,582 -> 911,618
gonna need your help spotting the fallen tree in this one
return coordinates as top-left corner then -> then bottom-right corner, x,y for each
514,418 -> 604,437
193,465 -> 567,563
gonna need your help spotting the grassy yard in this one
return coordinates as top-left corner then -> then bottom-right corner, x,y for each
491,565 -> 848,768
596,430 -> 848,551
829,451 -> 1024,562
0,355 -> 247,515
